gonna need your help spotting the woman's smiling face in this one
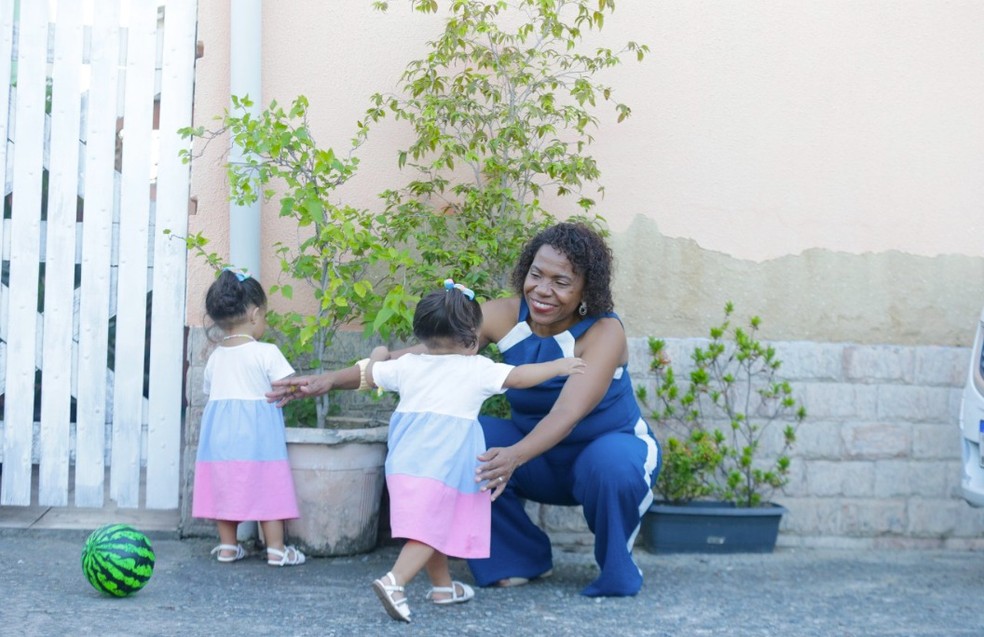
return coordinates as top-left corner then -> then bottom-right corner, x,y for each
523,244 -> 585,335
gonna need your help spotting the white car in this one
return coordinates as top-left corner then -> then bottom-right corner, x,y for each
960,306 -> 984,507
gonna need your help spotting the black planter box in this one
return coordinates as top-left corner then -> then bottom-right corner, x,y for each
642,501 -> 786,554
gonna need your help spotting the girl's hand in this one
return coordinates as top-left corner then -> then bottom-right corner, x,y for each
476,446 -> 522,502
558,357 -> 587,377
267,373 -> 334,407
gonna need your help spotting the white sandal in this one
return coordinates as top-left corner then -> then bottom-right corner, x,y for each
372,572 -> 411,622
210,543 -> 246,563
266,545 -> 306,567
426,581 -> 475,605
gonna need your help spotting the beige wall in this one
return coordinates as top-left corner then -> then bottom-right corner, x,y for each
189,1 -> 984,345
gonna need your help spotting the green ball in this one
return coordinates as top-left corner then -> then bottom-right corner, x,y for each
81,524 -> 155,597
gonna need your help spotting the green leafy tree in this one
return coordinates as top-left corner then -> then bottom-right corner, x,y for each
178,95 -> 416,428
364,0 -> 648,299
174,1 -> 651,425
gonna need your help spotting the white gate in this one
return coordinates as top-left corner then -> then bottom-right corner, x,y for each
0,0 -> 197,511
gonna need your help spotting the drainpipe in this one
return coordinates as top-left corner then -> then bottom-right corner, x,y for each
228,0 -> 261,278
230,0 -> 262,543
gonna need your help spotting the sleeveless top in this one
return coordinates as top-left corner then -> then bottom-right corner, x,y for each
497,297 -> 645,457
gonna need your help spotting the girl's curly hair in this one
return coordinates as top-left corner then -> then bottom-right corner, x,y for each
413,286 -> 483,349
510,222 -> 614,316
205,269 -> 267,332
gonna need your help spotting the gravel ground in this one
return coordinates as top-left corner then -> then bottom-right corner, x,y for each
2,530 -> 983,636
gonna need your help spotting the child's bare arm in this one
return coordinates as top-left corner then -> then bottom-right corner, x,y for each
502,357 -> 586,390
365,346 -> 390,388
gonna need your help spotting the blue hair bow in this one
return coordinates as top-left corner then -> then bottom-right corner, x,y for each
444,278 -> 475,301
223,267 -> 250,282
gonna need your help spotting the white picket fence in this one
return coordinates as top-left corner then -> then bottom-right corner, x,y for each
0,0 -> 197,511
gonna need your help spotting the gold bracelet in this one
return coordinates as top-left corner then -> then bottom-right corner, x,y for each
356,358 -> 370,391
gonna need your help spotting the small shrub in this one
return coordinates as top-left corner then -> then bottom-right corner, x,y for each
638,302 -> 806,507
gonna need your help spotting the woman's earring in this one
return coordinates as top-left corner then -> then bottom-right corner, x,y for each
578,301 -> 587,317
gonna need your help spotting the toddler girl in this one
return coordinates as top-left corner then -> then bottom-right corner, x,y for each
365,280 -> 586,622
192,268 -> 306,567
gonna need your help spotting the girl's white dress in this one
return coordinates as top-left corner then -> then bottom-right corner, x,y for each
192,341 -> 300,521
372,353 -> 513,558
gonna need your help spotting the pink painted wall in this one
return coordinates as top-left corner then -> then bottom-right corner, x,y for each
188,1 -> 984,345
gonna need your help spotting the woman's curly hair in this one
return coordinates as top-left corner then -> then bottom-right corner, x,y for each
510,222 -> 614,316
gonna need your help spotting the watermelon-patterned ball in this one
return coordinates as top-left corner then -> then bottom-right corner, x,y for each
81,524 -> 155,597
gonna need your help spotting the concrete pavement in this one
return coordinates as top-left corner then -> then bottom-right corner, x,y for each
2,528 -> 983,636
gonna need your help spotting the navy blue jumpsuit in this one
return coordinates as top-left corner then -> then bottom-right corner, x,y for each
467,299 -> 661,596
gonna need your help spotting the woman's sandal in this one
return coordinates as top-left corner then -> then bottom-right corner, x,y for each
372,572 -> 412,623
210,543 -> 246,563
426,581 -> 475,605
267,545 -> 306,567
494,568 -> 553,588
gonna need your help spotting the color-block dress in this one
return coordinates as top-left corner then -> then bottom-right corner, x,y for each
192,341 -> 300,522
372,353 -> 514,558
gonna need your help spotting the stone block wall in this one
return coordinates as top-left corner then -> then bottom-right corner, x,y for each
530,338 -> 984,550
185,329 -> 984,549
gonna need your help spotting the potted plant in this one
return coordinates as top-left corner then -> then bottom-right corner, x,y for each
636,302 -> 807,553
176,96 -> 418,556
177,0 -> 650,553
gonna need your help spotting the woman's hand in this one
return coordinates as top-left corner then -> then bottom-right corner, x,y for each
267,372 -> 334,407
476,445 -> 523,502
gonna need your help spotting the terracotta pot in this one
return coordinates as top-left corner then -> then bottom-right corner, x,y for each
284,423 -> 388,556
